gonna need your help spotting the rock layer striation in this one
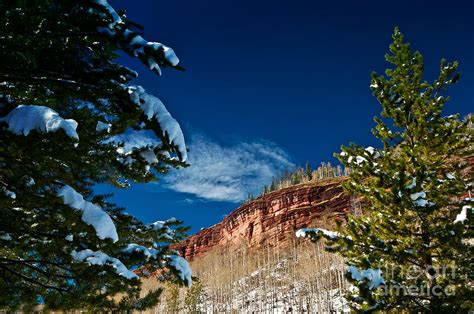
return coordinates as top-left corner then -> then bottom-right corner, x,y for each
174,177 -> 351,260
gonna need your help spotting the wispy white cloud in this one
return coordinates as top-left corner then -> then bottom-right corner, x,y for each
162,135 -> 294,202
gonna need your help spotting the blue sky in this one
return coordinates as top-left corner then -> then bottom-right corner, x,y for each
97,0 -> 473,234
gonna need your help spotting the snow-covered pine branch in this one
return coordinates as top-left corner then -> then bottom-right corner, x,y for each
90,0 -> 180,75
126,85 -> 187,162
57,185 -> 119,242
1,105 -> 79,140
72,249 -> 138,280
295,227 -> 339,241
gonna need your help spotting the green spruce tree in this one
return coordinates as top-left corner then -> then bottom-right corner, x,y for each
305,161 -> 313,181
0,0 -> 191,311
298,28 -> 473,312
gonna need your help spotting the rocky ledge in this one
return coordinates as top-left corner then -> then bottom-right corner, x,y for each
173,177 -> 352,260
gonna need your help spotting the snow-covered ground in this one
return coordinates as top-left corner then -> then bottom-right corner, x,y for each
195,259 -> 349,313
148,248 -> 351,313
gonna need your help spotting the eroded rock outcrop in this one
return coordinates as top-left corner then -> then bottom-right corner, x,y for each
174,177 -> 351,260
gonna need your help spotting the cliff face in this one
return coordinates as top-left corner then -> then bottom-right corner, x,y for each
174,177 -> 351,260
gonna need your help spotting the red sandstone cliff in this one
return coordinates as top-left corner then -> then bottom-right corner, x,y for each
174,156 -> 474,261
174,177 -> 351,260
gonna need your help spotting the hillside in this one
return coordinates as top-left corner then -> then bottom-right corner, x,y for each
140,177 -> 355,312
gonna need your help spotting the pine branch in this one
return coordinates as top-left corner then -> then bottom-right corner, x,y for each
2,266 -> 69,293
0,73 -> 101,90
0,256 -> 72,272
0,258 -> 74,280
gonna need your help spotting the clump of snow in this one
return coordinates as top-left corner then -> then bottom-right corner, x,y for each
406,177 -> 416,190
410,192 -> 425,201
2,187 -> 16,199
296,228 -> 339,240
92,0 -> 179,74
140,149 -> 158,165
107,129 -> 162,155
130,37 -> 179,75
365,146 -> 381,158
167,255 -> 192,287
347,265 -> 385,289
25,177 -> 35,187
370,82 -> 379,88
151,217 -> 177,229
96,121 -> 111,133
410,191 -> 434,207
348,155 -> 367,165
1,105 -> 78,140
454,205 -> 471,224
150,218 -> 177,240
123,243 -> 158,259
57,185 -> 118,242
354,156 -> 367,165
71,249 -> 138,280
93,0 -> 122,28
446,173 -> 455,180
127,86 -> 187,161
0,233 -> 12,241
65,234 -> 73,242
414,198 -> 430,207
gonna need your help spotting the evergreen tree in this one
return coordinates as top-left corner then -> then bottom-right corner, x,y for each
0,0 -> 191,310
298,28 -> 473,312
305,161 -> 312,181
270,176 -> 276,192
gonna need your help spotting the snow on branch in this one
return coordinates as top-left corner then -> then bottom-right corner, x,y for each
167,255 -> 192,287
127,86 -> 187,161
122,243 -> 159,259
105,129 -> 163,167
93,0 -> 121,29
96,121 -> 111,133
106,129 -> 162,154
0,233 -> 13,241
296,228 -> 339,240
150,217 -> 178,240
454,205 -> 471,224
1,105 -> 78,140
347,265 -> 385,290
72,249 -> 138,280
122,243 -> 192,287
410,191 -> 434,207
57,185 -> 118,242
150,217 -> 177,228
2,186 -> 16,199
91,0 -> 179,75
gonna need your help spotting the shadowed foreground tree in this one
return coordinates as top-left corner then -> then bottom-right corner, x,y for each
298,28 -> 473,312
0,0 -> 192,311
